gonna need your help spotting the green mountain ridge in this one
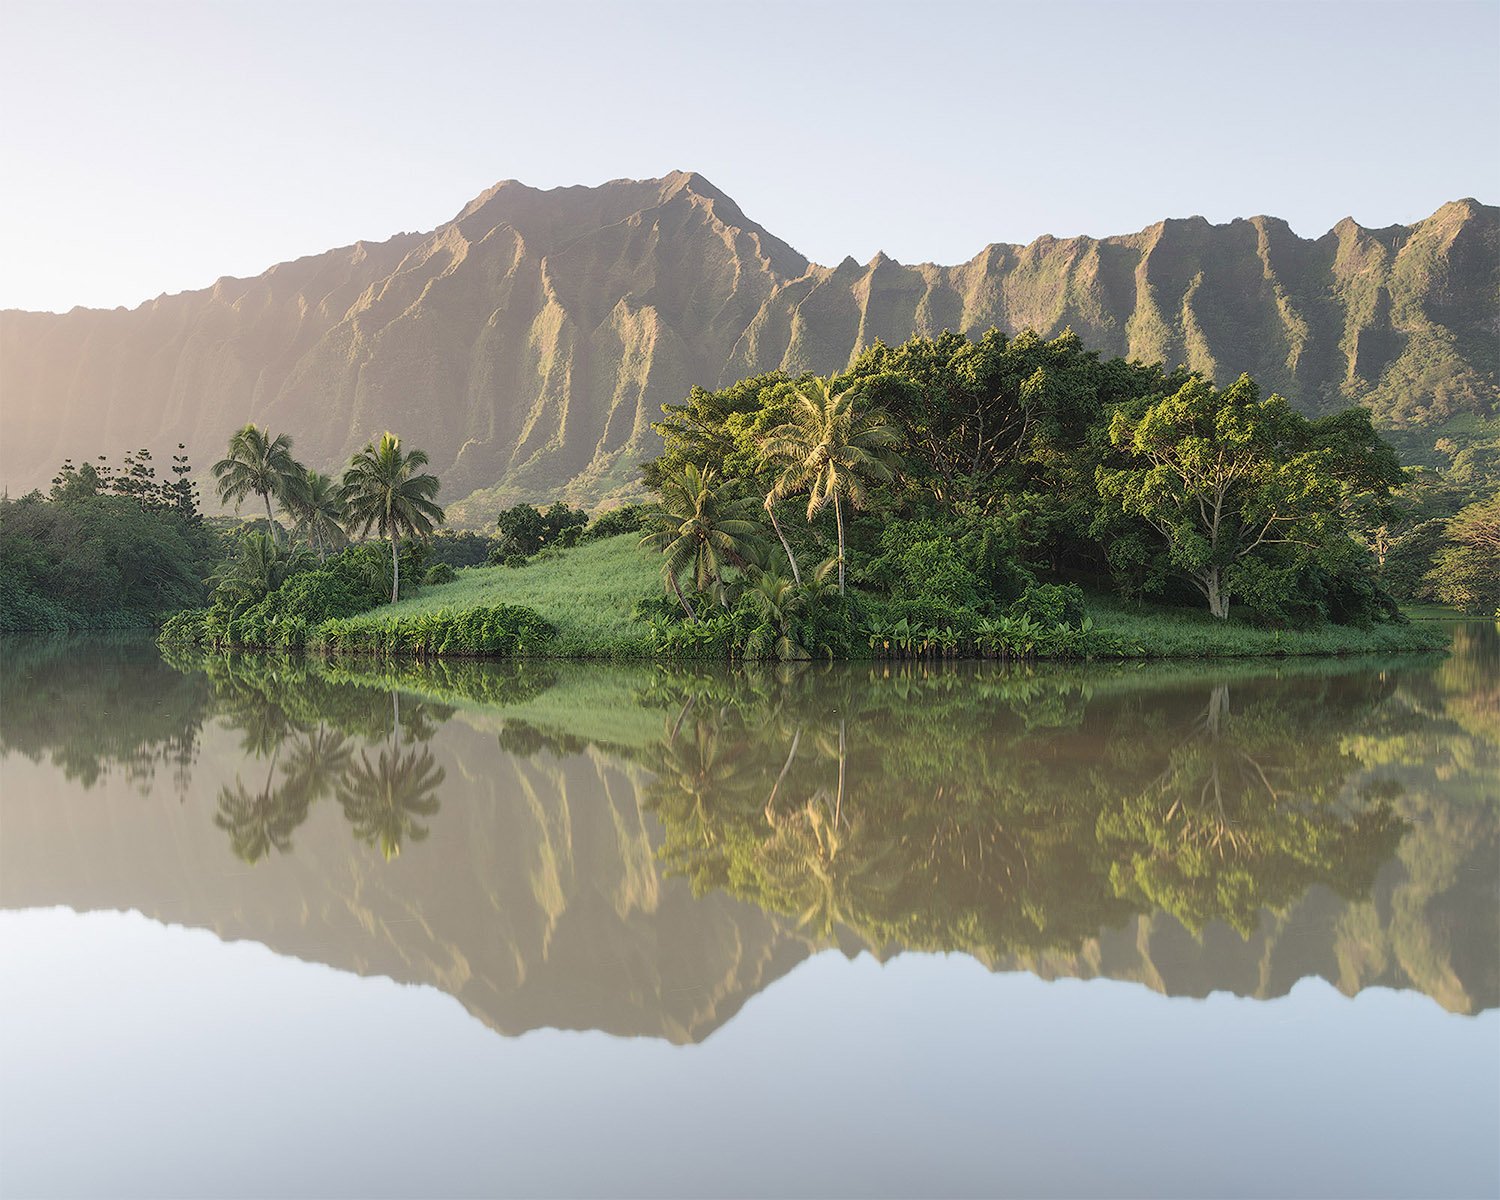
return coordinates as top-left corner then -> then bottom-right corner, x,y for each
1,174 -> 1494,522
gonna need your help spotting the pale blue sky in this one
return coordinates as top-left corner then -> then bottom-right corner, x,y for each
1,0 -> 1496,312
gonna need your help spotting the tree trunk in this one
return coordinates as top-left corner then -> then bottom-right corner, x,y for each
766,497 -> 801,584
1205,566 -> 1229,619
833,488 -> 846,596
390,530 -> 400,604
263,491 -> 276,540
669,572 -> 696,623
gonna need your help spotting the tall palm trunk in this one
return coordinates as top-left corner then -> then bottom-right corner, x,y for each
668,572 -> 697,623
833,488 -> 846,596
390,529 -> 400,603
263,490 -> 276,539
766,496 -> 801,584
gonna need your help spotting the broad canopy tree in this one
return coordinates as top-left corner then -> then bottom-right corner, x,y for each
1425,493 -> 1500,615
1095,375 -> 1403,619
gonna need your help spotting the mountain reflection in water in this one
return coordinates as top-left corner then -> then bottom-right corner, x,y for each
1,626 -> 1495,1041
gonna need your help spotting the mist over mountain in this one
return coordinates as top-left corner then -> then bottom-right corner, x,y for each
2,172 -> 1494,521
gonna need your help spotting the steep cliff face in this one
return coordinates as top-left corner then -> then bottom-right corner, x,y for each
1,174 -> 1494,520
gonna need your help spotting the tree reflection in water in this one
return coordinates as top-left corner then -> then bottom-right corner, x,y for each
15,633 -> 1487,982
640,661 -> 1420,959
337,741 -> 444,861
177,654 -> 455,863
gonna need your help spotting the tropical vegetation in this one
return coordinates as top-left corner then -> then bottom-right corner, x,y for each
631,327 -> 1458,660
5,326 -> 1489,654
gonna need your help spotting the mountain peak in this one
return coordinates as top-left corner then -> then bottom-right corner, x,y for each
1,187 -> 1492,515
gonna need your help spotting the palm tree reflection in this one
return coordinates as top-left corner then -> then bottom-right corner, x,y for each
336,742 -> 445,861
209,674 -> 446,864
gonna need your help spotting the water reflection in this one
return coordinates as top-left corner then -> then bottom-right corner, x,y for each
1,627 -> 1495,1037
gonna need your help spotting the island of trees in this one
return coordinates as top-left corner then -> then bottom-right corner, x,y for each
2,327 -> 1493,656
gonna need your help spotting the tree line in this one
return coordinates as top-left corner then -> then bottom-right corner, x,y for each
635,327 -> 1496,658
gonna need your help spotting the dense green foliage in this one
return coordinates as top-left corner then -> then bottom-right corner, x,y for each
1362,416 -> 1499,610
636,328 -> 1417,660
151,424 -> 472,652
1096,378 -> 1405,621
1424,494 -> 1500,615
159,541 -> 398,650
424,531 -> 504,569
1,448 -> 217,631
494,500 -> 589,559
313,604 -> 556,657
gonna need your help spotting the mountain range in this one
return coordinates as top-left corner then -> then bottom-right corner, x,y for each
1,172 -> 1495,521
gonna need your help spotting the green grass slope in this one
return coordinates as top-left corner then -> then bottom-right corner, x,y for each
333,531 -> 1445,661
1084,597 -> 1448,657
345,534 -> 659,657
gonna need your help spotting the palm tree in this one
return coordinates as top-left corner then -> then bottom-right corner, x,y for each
340,433 -> 445,603
211,424 -> 305,534
742,568 -> 809,660
286,469 -> 347,560
759,378 -> 902,595
211,531 -> 314,610
640,462 -> 763,620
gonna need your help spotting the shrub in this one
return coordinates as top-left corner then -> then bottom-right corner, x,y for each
312,604 -> 557,657
424,531 -> 502,569
898,539 -> 982,609
582,504 -> 648,541
646,581 -> 861,661
1008,582 -> 1086,628
158,607 -> 210,645
495,501 -> 588,558
423,562 -> 458,586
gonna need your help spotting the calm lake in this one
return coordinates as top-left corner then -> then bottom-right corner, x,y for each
2,627 -> 1496,1198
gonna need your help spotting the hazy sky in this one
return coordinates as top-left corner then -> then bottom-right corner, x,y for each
1,0 -> 1496,312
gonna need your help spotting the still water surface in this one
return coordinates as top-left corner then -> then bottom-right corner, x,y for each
2,629 -> 1496,1197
